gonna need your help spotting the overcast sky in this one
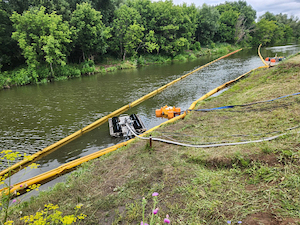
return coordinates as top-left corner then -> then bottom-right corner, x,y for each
171,0 -> 300,20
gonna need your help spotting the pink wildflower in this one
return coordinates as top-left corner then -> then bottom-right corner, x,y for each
153,208 -> 159,214
140,221 -> 148,225
12,199 -> 16,203
152,192 -> 159,197
164,214 -> 170,224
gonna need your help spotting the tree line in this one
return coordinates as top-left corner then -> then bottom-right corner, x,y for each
0,0 -> 299,74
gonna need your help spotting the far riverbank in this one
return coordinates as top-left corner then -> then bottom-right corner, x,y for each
0,43 -> 238,90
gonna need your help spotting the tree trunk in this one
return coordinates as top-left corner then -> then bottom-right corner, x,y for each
123,50 -> 126,61
82,49 -> 86,62
50,62 -> 54,77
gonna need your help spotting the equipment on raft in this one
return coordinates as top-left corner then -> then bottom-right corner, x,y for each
108,114 -> 146,138
155,105 -> 181,119
265,55 -> 285,66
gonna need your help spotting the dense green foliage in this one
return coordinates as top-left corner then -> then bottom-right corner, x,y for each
11,7 -> 72,76
1,0 -> 299,88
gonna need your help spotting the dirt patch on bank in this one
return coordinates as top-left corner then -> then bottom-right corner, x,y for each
243,212 -> 300,225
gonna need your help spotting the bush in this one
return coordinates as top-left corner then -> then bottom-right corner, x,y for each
54,65 -> 81,78
38,78 -> 48,84
188,53 -> 197,60
173,54 -> 187,62
80,60 -> 96,75
137,55 -> 146,66
98,68 -> 106,74
36,67 -> 51,81
118,60 -> 137,69
192,42 -> 201,51
106,66 -> 117,72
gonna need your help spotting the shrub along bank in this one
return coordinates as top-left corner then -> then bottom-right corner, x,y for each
5,53 -> 300,224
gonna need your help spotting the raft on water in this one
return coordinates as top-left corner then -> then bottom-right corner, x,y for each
108,114 -> 146,138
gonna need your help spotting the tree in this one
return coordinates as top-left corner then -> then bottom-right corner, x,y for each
215,1 -> 256,44
178,3 -> 198,47
148,0 -> 189,55
252,18 -> 277,46
126,0 -> 152,31
6,0 -> 31,14
70,2 -> 110,62
90,0 -> 123,25
196,3 -> 220,45
110,4 -> 143,60
230,0 -> 256,27
259,11 -> 276,21
0,0 -> 23,70
29,0 -> 71,20
124,22 -> 145,58
11,6 -> 72,75
215,9 -> 239,43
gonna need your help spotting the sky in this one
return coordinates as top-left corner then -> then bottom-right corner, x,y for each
171,0 -> 300,20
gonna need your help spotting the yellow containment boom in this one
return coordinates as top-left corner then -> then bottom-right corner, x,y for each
0,49 -> 242,179
1,64 -> 269,197
258,44 -> 270,67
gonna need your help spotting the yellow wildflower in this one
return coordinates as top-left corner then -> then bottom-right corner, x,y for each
61,215 -> 76,224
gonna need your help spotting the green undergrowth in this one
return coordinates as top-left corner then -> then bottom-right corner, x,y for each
5,54 -> 300,224
0,60 -> 96,89
96,43 -> 238,73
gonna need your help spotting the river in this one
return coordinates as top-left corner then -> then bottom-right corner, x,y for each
0,45 -> 299,191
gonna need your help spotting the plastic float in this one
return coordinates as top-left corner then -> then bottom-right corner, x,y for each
156,105 -> 181,119
265,56 -> 285,66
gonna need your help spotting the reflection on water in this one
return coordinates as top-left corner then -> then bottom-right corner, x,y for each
1,45 -> 299,186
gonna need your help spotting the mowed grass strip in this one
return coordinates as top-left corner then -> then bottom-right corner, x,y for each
7,54 -> 300,224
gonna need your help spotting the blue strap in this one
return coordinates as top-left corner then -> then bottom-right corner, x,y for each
195,92 -> 300,112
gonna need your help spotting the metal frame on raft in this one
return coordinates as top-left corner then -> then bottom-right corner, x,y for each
1,49 -> 253,197
108,114 -> 146,138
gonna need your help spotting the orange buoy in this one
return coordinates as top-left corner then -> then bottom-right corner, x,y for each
174,107 -> 181,114
155,108 -> 162,117
168,111 -> 174,119
270,58 -> 276,62
265,57 -> 269,61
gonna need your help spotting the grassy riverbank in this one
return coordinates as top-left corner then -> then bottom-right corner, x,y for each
0,43 -> 238,90
5,53 -> 300,224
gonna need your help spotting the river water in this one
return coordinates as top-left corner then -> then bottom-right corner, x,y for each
0,45 -> 299,188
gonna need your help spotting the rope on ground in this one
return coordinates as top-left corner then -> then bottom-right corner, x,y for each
158,125 -> 300,139
125,122 -> 300,148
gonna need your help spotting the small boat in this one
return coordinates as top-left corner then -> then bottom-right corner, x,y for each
108,114 -> 146,138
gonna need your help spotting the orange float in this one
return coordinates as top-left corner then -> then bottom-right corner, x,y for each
156,105 -> 181,119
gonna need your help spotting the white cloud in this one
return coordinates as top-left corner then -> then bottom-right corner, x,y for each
170,0 -> 300,20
